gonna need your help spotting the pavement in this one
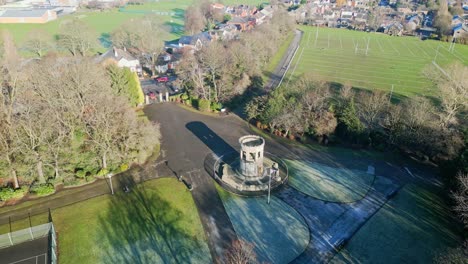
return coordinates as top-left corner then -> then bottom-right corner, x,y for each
264,29 -> 304,91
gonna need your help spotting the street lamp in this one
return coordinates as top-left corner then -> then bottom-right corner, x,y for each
268,163 -> 279,205
106,173 -> 114,195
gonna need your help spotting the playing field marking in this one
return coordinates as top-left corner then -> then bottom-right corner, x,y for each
298,61 -> 429,80
304,66 -> 427,86
422,42 -> 450,61
301,49 -> 431,66
304,47 -> 432,63
439,45 -> 467,63
385,38 -> 401,55
374,37 -> 385,52
307,31 -> 312,47
408,41 -> 431,59
328,33 -> 330,49
314,27 -> 319,47
8,253 -> 47,264
340,35 -> 343,49
400,40 -> 416,56
300,63 -> 429,84
287,46 -> 305,85
451,48 -> 468,62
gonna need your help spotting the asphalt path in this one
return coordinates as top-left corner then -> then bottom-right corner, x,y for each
265,29 -> 303,91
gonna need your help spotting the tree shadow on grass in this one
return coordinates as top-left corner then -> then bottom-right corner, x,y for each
97,177 -> 204,264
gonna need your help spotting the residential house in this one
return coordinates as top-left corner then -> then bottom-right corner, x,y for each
178,32 -> 213,50
0,9 -> 57,23
99,47 -> 141,73
227,16 -> 255,31
225,5 -> 257,18
215,23 -> 239,40
384,21 -> 404,36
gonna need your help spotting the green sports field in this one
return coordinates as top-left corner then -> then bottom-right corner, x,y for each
286,26 -> 468,98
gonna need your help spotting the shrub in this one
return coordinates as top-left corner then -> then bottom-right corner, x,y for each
30,184 -> 55,197
85,175 -> 95,182
120,163 -> 129,172
76,169 -> 86,179
198,99 -> 211,112
0,186 -> 28,201
211,101 -> 222,111
97,169 -> 109,177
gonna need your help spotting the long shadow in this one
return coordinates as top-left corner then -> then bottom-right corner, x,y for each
185,121 -> 238,158
97,177 -> 204,264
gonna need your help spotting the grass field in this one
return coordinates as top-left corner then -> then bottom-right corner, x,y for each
330,184 -> 462,264
0,0 -> 192,51
285,26 -> 468,98
0,178 -> 211,264
0,0 -> 268,53
286,159 -> 374,203
217,185 -> 309,264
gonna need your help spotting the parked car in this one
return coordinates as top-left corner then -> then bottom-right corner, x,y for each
156,76 -> 169,83
148,92 -> 156,100
166,69 -> 175,75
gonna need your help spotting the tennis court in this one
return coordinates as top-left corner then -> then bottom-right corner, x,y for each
0,236 -> 49,264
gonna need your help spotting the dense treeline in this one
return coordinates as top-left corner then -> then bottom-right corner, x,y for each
0,33 -> 159,199
246,63 -> 467,168
177,9 -> 295,107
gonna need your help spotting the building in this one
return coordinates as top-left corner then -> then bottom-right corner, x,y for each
178,32 -> 213,50
0,9 -> 57,23
98,47 -> 141,73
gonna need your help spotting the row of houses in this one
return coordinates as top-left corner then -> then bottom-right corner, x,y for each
291,0 -> 468,38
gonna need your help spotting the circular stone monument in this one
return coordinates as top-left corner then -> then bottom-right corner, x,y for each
239,135 -> 265,180
210,135 -> 288,196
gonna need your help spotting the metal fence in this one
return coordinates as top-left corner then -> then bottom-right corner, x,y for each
0,221 -> 57,264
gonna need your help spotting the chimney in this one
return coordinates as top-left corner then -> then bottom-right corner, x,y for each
113,47 -> 118,57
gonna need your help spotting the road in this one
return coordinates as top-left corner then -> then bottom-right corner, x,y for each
265,29 -> 303,91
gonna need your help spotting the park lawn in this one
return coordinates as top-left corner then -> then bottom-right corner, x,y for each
287,25 -> 468,98
217,185 -> 309,264
286,159 -> 374,203
330,183 -> 462,264
0,178 -> 211,264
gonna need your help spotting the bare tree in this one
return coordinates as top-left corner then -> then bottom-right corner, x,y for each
22,29 -> 53,57
58,19 -> 96,56
434,0 -> 452,36
0,30 -> 23,188
453,172 -> 468,226
225,240 -> 258,264
425,62 -> 468,128
185,5 -> 206,34
357,91 -> 389,130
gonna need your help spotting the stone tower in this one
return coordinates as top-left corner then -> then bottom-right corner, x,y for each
238,135 -> 265,180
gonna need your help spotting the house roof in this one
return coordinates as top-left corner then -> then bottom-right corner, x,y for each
0,9 -> 51,18
99,47 -> 137,62
179,32 -> 212,46
228,16 -> 249,24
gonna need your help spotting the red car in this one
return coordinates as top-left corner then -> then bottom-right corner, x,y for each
148,92 -> 156,100
156,76 -> 169,83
